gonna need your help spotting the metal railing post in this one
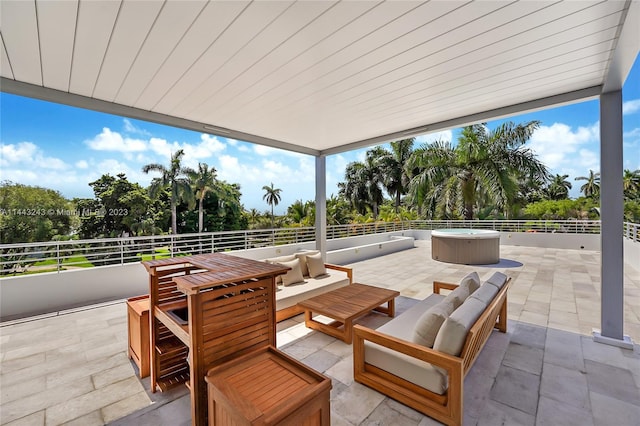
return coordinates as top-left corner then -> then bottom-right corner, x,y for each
56,242 -> 61,272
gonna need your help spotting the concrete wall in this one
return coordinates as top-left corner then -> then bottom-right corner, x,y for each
624,238 -> 640,273
0,263 -> 148,320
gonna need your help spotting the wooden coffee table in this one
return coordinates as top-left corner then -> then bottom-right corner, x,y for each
297,283 -> 400,343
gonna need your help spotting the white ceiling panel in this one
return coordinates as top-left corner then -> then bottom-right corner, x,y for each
133,0 -> 249,111
69,0 -> 120,96
1,1 -> 41,85
92,0 -> 164,101
0,34 -> 13,79
114,0 -> 207,105
157,0 -> 294,115
1,0 -> 637,155
36,0 -> 77,91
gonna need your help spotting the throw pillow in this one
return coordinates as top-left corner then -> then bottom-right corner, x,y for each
459,271 -> 481,294
278,258 -> 305,286
294,250 -> 319,277
412,300 -> 456,348
306,252 -> 327,277
265,254 -> 296,285
443,285 -> 469,310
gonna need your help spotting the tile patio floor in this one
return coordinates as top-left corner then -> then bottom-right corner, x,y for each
1,240 -> 639,425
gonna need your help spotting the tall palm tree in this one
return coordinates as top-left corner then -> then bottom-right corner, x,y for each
376,138 -> 414,213
575,169 -> 600,199
262,182 -> 282,228
188,163 -> 218,232
623,169 -> 640,200
341,151 -> 386,220
407,121 -> 548,220
545,174 -> 572,200
142,149 -> 194,235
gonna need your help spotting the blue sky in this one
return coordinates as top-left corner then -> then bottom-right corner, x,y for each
1,57 -> 639,215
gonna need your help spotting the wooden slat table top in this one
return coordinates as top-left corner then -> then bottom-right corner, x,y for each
168,253 -> 289,294
297,283 -> 399,322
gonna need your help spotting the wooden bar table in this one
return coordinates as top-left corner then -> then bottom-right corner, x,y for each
142,253 -> 289,426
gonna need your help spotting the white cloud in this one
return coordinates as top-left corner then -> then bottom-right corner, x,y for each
529,122 -> 599,169
623,99 -> 640,115
76,160 -> 89,169
122,118 -> 151,136
85,128 -> 147,152
0,141 -> 68,170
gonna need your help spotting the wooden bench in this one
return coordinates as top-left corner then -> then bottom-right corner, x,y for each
353,274 -> 510,426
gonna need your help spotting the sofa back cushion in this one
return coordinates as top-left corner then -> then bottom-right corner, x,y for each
433,297 -> 487,356
469,283 -> 499,305
443,272 -> 480,309
486,272 -> 508,290
412,300 -> 456,348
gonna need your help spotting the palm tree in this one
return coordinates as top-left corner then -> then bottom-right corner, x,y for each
376,139 -> 414,213
407,121 -> 548,220
623,169 -> 640,200
545,174 -> 572,200
575,170 -> 600,199
262,182 -> 282,228
246,208 -> 261,229
188,163 -> 218,232
341,151 -> 386,220
142,149 -> 194,235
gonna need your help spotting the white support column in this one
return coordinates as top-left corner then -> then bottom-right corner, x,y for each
315,155 -> 327,260
593,90 -> 632,349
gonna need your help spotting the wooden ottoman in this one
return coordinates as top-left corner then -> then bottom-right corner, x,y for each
205,346 -> 331,426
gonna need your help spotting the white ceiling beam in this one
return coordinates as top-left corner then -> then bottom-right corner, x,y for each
602,0 -> 639,93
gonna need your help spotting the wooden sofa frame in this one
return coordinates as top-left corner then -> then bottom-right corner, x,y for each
275,263 -> 353,322
353,277 -> 511,426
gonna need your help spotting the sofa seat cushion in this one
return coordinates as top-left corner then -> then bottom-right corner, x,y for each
433,297 -> 487,357
276,270 -> 349,310
364,293 -> 449,394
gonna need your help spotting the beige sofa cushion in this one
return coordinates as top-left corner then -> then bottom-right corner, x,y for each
264,254 -> 296,285
486,272 -> 509,290
469,283 -> 499,305
306,252 -> 327,277
433,297 -> 487,357
412,300 -> 455,348
442,272 -> 480,309
278,258 -> 305,286
365,293 -> 449,394
294,250 -> 320,277
275,270 -> 350,310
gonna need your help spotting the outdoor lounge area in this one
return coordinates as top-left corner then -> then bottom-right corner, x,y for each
1,240 -> 638,426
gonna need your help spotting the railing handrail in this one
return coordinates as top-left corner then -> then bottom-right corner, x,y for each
1,220 -> 638,275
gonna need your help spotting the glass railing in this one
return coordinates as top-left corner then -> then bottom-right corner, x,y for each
0,220 -> 636,276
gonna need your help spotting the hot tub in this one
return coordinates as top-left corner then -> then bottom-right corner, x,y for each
431,229 -> 500,265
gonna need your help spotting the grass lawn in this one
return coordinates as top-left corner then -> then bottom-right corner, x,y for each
33,255 -> 94,268
140,247 -> 172,261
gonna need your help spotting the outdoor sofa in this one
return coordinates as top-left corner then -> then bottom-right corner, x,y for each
353,271 -> 510,426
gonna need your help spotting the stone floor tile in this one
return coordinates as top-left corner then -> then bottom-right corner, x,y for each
0,377 -> 94,424
101,391 -> 152,424
109,395 -> 191,426
3,410 -> 44,426
0,375 -> 46,405
323,339 -> 353,358
1,351 -> 87,389
330,382 -> 385,425
330,411 -> 355,426
490,365 -> 541,415
509,322 -> 547,350
0,353 -> 46,374
540,363 -> 590,410
300,349 -> 341,373
362,399 -> 422,425
477,400 -> 535,426
581,335 -> 631,369
464,364 -> 496,419
519,310 -> 549,327
535,395 -> 594,426
46,352 -> 130,389
418,416 -> 445,426
502,342 -> 544,375
45,376 -> 145,425
60,410 -> 104,426
590,391 -> 640,426
324,354 -> 354,386
585,359 -> 640,405
92,363 -> 137,389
